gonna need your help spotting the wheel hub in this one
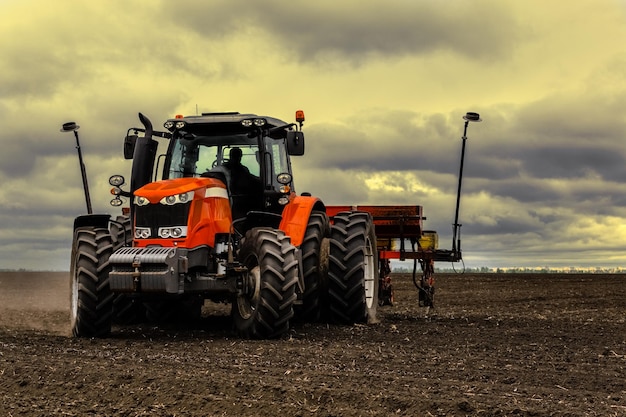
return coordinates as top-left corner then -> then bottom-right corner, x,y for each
237,266 -> 261,319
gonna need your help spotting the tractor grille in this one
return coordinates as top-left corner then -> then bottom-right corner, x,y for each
135,202 -> 191,237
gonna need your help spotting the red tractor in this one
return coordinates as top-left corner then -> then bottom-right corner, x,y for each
69,110 -> 479,338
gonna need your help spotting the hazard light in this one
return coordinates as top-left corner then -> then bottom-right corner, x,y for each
295,110 -> 305,123
276,173 -> 292,205
109,175 -> 126,207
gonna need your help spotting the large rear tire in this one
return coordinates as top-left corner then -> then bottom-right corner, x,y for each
295,211 -> 329,322
328,211 -> 379,324
233,228 -> 298,338
69,227 -> 115,337
109,215 -> 131,246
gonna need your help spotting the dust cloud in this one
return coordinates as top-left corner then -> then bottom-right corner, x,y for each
0,271 -> 69,335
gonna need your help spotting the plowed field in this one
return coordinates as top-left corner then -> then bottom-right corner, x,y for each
1,271 -> 625,416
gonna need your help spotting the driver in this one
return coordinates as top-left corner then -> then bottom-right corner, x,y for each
223,148 -> 249,186
210,147 -> 262,218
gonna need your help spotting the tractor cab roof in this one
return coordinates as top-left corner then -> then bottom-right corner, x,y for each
164,112 -> 289,138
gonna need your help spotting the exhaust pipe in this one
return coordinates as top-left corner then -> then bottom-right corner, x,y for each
130,113 -> 159,195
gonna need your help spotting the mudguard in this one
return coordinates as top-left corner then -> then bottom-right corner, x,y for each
279,195 -> 325,247
73,214 -> 111,231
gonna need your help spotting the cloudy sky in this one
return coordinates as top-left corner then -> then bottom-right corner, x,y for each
1,0 -> 626,271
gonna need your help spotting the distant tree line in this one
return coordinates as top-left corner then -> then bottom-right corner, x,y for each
393,266 -> 626,274
3,266 -> 623,274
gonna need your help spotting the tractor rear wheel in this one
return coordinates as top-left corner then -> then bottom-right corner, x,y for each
295,211 -> 330,322
109,215 -> 131,246
69,227 -> 115,337
233,228 -> 298,338
328,211 -> 379,324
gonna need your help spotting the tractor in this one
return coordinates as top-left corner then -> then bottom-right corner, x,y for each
69,110 -> 480,338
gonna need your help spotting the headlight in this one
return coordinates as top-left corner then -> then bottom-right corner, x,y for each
277,173 -> 292,184
158,226 -> 187,239
164,121 -> 174,129
134,227 -> 151,239
110,197 -> 123,207
134,196 -> 150,206
278,196 -> 290,205
109,175 -> 125,186
159,191 -> 193,205
241,118 -> 266,127
175,121 -> 186,129
178,191 -> 191,203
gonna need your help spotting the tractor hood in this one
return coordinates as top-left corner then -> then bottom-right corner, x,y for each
134,177 -> 228,204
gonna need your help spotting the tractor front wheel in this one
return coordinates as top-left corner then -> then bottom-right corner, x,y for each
327,211 -> 379,324
233,228 -> 298,338
69,227 -> 115,337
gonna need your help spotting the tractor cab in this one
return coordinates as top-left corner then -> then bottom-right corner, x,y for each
162,113 -> 299,220
115,112 -> 306,236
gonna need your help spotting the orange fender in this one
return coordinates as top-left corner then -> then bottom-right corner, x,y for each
279,195 -> 323,247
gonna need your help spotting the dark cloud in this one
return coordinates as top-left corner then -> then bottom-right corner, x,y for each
0,100 -> 182,180
514,92 -> 626,143
0,2 -> 213,104
0,127 -> 114,177
460,91 -> 626,194
301,111 -> 461,174
466,215 -> 542,236
520,146 -> 624,179
1,0 -> 625,271
295,98 -> 626,262
298,99 -> 626,215
166,0 -> 522,64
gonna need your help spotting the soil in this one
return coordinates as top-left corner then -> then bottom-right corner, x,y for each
1,271 -> 625,416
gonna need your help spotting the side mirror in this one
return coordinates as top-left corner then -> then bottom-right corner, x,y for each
123,135 -> 137,159
285,131 -> 304,156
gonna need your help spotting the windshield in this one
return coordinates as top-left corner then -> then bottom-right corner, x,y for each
165,134 -> 291,191
167,134 -> 259,179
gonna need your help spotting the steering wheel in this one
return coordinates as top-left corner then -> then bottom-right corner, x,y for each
212,158 -> 229,168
